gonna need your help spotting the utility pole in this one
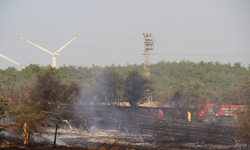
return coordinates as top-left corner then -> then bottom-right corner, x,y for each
142,33 -> 155,103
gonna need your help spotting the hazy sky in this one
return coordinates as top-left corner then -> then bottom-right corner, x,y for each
0,0 -> 250,69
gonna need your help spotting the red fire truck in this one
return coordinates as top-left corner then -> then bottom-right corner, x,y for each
198,104 -> 247,124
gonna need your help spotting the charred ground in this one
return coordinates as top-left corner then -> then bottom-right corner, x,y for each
0,105 -> 244,149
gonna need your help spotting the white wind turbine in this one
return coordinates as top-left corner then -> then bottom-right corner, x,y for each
0,53 -> 25,68
18,32 -> 83,68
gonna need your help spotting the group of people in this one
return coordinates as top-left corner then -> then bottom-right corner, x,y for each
159,109 -> 191,122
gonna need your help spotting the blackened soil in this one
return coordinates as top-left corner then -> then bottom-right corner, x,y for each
0,105 -> 241,149
59,105 -> 240,148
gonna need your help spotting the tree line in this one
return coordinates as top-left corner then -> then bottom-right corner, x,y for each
0,60 -> 250,108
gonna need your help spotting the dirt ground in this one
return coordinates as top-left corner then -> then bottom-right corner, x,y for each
0,105 -> 246,150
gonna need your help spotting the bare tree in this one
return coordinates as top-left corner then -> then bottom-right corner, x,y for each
29,67 -> 79,111
169,81 -> 208,118
99,67 -> 122,105
8,67 -> 80,146
124,70 -> 151,108
233,87 -> 246,105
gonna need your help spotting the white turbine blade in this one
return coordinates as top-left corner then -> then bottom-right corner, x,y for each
0,53 -> 25,68
55,31 -> 83,54
18,36 -> 54,56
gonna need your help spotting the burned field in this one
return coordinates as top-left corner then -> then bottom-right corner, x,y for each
0,105 -> 244,149
55,105 -> 242,149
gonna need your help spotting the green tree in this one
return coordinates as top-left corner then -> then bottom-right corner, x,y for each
0,97 -> 11,125
1,67 -> 18,94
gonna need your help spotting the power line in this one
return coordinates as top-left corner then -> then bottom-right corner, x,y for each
68,34 -> 142,50
155,54 -> 250,57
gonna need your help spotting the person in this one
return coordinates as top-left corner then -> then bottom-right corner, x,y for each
159,109 -> 164,117
187,111 -> 191,121
23,122 -> 29,145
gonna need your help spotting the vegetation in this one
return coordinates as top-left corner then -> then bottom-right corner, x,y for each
0,97 -> 11,125
6,67 -> 79,146
237,109 -> 250,150
235,79 -> 250,149
99,67 -> 123,105
0,60 -> 250,147
124,70 -> 151,108
0,60 -> 249,108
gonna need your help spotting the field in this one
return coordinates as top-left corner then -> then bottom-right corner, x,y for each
0,105 -> 246,149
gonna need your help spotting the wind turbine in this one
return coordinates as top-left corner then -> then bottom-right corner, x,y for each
18,32 -> 83,68
0,53 -> 25,68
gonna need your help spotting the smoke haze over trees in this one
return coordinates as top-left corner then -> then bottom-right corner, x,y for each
0,60 -> 249,107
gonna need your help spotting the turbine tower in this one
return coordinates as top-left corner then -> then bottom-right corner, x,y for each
0,53 -> 25,68
18,32 -> 83,68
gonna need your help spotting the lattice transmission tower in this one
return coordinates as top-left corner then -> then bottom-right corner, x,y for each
142,33 -> 155,102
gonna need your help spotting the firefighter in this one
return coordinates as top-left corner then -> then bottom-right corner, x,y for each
23,122 -> 29,146
159,109 -> 164,117
187,111 -> 191,122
